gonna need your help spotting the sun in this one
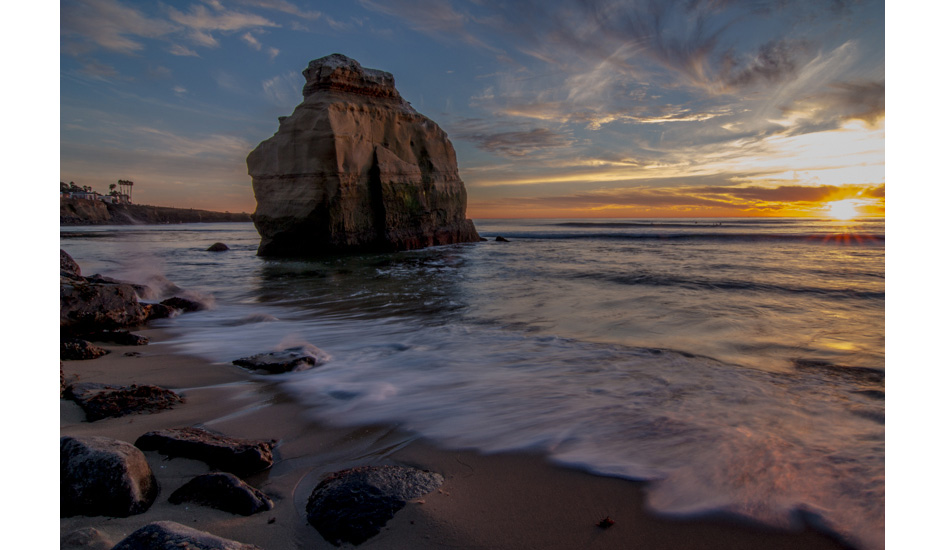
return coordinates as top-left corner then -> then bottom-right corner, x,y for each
824,199 -> 863,221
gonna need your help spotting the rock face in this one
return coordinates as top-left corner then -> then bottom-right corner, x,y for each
306,465 -> 444,546
60,250 -> 150,336
247,53 -> 480,256
232,344 -> 330,374
111,521 -> 261,550
60,436 -> 158,517
66,382 -> 183,422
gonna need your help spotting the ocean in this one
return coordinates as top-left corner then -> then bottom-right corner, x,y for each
60,217 -> 884,549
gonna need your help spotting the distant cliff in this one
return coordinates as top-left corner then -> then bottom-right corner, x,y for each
60,198 -> 251,226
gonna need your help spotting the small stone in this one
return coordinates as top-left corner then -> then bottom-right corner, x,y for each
208,242 -> 230,252
232,345 -> 330,374
169,472 -> 273,516
61,338 -> 108,360
111,521 -> 261,550
495,236 -> 510,242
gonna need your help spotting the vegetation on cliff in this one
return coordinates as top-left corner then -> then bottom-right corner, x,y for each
61,197 -> 251,226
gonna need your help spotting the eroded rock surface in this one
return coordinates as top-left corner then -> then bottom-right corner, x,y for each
247,53 -> 480,256
66,382 -> 183,422
111,521 -> 261,550
135,427 -> 277,476
306,465 -> 444,546
60,436 -> 158,517
232,344 -> 330,374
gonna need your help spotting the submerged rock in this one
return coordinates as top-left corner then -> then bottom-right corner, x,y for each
247,53 -> 480,257
232,344 -> 330,373
160,296 -> 207,312
66,382 -> 183,422
208,242 -> 230,251
169,472 -> 274,516
60,436 -> 158,517
111,521 -> 261,550
135,427 -> 277,476
306,465 -> 444,546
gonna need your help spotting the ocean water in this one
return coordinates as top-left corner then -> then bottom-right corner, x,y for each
60,218 -> 884,549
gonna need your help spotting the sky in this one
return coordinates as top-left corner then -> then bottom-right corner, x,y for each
59,0 -> 884,218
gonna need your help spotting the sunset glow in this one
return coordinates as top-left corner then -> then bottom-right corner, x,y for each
825,199 -> 864,221
60,0 -> 884,217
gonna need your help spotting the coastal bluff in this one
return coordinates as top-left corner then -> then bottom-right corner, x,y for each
246,53 -> 480,257
61,198 -> 251,226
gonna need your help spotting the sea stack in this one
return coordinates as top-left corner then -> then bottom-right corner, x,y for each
247,54 -> 480,256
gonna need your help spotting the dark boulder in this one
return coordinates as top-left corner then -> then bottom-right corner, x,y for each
161,296 -> 207,312
144,302 -> 176,320
60,436 -> 158,517
306,465 -> 444,546
111,521 -> 261,550
169,472 -> 274,516
495,236 -> 510,242
135,427 -> 277,476
66,382 -> 183,422
208,242 -> 230,251
232,345 -> 330,374
61,273 -> 150,336
61,338 -> 108,360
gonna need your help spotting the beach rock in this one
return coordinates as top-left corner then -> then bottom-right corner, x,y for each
208,242 -> 230,251
89,330 -> 150,346
61,527 -> 114,550
232,344 -> 330,373
61,338 -> 109,360
61,249 -> 82,277
247,53 -> 480,257
60,435 -> 158,517
160,296 -> 207,312
67,382 -> 183,422
61,273 -> 150,335
144,302 -> 175,320
111,521 -> 261,550
135,427 -> 277,476
495,236 -> 510,242
306,465 -> 444,546
169,472 -> 274,516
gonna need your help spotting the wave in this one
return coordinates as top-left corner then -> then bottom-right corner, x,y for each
507,232 -> 885,244
573,271 -> 885,300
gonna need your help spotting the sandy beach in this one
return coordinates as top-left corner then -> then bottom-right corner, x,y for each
60,328 -> 857,549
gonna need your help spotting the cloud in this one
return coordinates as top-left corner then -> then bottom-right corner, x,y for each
455,126 -> 575,157
167,3 -> 279,48
169,44 -> 199,57
782,80 -> 885,128
242,32 -> 263,50
173,86 -> 187,95
61,0 -> 175,55
268,47 -> 280,60
262,71 -> 304,107
358,0 -> 506,53
235,0 -> 322,20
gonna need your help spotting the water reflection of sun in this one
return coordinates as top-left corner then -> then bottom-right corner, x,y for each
825,199 -> 863,221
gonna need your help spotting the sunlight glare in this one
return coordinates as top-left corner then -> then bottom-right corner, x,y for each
825,199 -> 862,220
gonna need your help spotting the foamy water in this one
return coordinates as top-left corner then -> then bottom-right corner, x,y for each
61,218 -> 884,549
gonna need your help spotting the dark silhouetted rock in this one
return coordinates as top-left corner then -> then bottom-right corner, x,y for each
306,465 -> 444,546
61,249 -> 82,277
144,302 -> 175,320
232,344 -> 330,374
135,427 -> 277,476
247,53 -> 480,257
495,236 -> 510,242
160,296 -> 207,312
61,527 -> 114,550
60,436 -> 158,517
61,338 -> 108,360
67,382 -> 183,422
61,275 -> 150,336
169,472 -> 274,516
89,330 -> 150,346
208,242 -> 230,251
111,521 -> 261,550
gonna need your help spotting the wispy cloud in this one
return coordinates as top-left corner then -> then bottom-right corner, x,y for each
235,0 -> 323,20
169,43 -> 199,57
242,32 -> 263,50
61,0 -> 175,55
454,125 -> 575,158
262,71 -> 304,108
167,3 -> 279,48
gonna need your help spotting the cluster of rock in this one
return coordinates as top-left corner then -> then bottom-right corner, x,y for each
61,246 -> 445,547
247,53 -> 480,256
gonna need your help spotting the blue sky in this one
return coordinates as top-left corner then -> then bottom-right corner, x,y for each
59,0 -> 884,217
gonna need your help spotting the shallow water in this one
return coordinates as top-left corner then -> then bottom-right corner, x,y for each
61,217 -> 884,549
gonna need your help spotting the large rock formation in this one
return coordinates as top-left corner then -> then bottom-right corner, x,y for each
247,53 -> 480,256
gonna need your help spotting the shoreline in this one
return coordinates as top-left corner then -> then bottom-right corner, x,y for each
61,328 -> 857,549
